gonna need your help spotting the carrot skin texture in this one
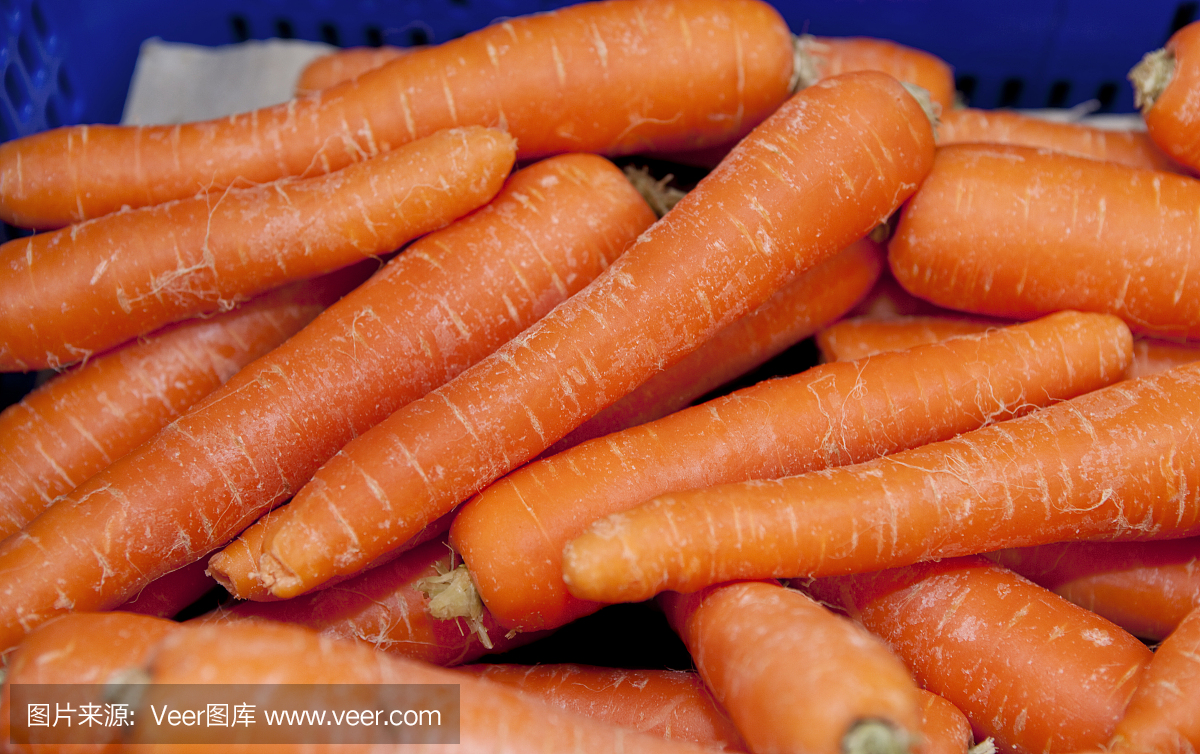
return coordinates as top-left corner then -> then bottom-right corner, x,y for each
1105,605 -> 1200,754
200,536 -> 546,665
0,126 -> 515,370
661,580 -> 923,754
121,620 -> 722,753
1137,21 -> 1200,173
459,663 -> 748,751
0,153 -> 654,654
1128,336 -> 1200,378
937,107 -> 1187,173
0,0 -> 794,229
253,69 -> 937,601
888,143 -> 1200,339
815,314 -> 997,363
563,335 -> 1200,606
0,267 -> 368,541
803,557 -> 1154,754
294,45 -> 409,94
918,690 -> 974,754
547,237 -> 884,454
988,538 -> 1200,641
463,309 -> 1131,630
796,35 -> 956,111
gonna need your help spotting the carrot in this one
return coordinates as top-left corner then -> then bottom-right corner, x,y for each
294,46 -> 409,95
1129,336 -> 1200,378
660,580 -> 923,754
801,556 -> 1154,754
0,0 -> 795,229
109,620 -> 723,752
118,556 -> 219,619
815,314 -> 997,363
0,265 -> 370,540
887,143 -> 1200,339
0,152 -> 654,654
0,126 -> 514,370
1130,20 -> 1200,173
937,107 -> 1187,173
1100,604 -> 1200,754
794,34 -> 956,112
987,538 -> 1200,641
561,355 -> 1200,606
847,269 -> 959,319
546,237 -> 884,455
245,70 -> 936,601
456,310 -> 1131,632
200,535 -> 547,665
458,663 -> 748,751
917,690 -> 978,754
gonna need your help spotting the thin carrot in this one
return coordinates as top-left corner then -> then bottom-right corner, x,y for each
561,356 -> 1200,605
452,310 -> 1131,632
245,70 -> 937,601
937,107 -> 1187,173
458,663 -> 748,751
110,620 -> 723,752
201,535 -> 546,665
294,46 -> 409,95
1129,336 -> 1200,378
846,269 -> 958,319
794,34 -> 956,112
917,690 -> 977,754
118,556 -> 219,619
546,237 -> 884,454
887,143 -> 1200,339
1130,20 -> 1200,173
660,580 -> 923,754
815,314 -> 997,363
801,556 -> 1153,754
987,538 -> 1200,641
0,265 -> 370,540
0,152 -> 654,654
0,126 -> 514,370
0,0 -> 795,229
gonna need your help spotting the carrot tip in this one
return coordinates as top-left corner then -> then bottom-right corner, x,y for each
621,165 -> 684,218
967,738 -> 997,754
791,34 -> 824,91
414,563 -> 494,650
105,667 -> 153,708
1130,47 -> 1174,112
842,718 -> 913,754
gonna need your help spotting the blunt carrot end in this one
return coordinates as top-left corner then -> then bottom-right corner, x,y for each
414,563 -> 493,650
843,718 -> 914,754
1130,47 -> 1174,112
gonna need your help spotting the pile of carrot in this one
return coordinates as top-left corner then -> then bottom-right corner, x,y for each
2,0 -> 1199,752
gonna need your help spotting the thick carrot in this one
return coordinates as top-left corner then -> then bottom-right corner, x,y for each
0,0 -> 794,229
917,690 -> 976,754
0,152 -> 654,654
795,34 -> 956,112
0,266 -> 370,540
0,126 -> 514,370
294,46 -> 409,95
455,310 -> 1132,632
561,355 -> 1200,605
459,663 -> 748,751
661,580 -> 923,754
937,107 -> 1186,172
801,556 -> 1153,754
247,70 -> 936,601
546,237 -> 883,454
887,143 -> 1200,339
815,314 -> 997,363
113,620 -> 722,753
1101,604 -> 1200,754
1130,20 -> 1200,173
987,538 -> 1200,641
201,535 -> 546,665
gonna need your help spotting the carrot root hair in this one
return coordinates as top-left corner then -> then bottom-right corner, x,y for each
1130,47 -> 1175,111
844,718 -> 914,754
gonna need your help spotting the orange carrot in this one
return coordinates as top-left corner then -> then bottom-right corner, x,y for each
245,70 -> 936,601
201,536 -> 546,665
1131,20 -> 1200,173
887,143 -> 1200,339
846,269 -> 958,319
0,266 -> 370,540
1129,336 -> 1200,378
661,580 -> 923,754
0,0 -> 794,229
0,153 -> 654,654
294,46 -> 409,95
987,538 -> 1200,641
937,107 -> 1187,172
801,556 -> 1153,754
815,314 -> 997,363
795,34 -> 956,112
546,237 -> 883,454
110,620 -> 721,752
455,310 -> 1132,632
0,126 -> 514,370
561,352 -> 1200,606
1101,604 -> 1200,754
459,663 -> 748,751
917,690 -> 976,754
118,556 -> 219,619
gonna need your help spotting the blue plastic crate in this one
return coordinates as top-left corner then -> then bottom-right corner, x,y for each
1,0 -> 1194,147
